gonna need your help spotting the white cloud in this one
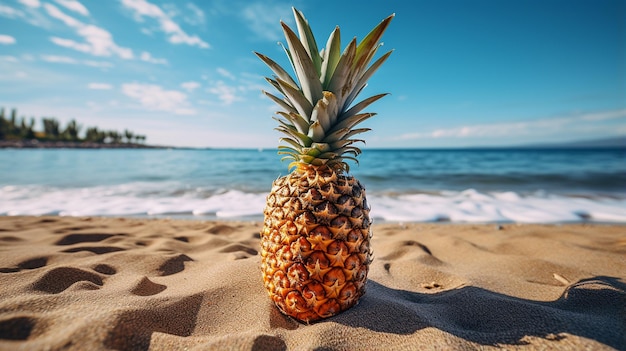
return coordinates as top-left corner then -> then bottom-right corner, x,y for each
40,54 -> 113,68
238,72 -> 267,92
241,3 -> 292,41
216,67 -> 236,80
88,83 -> 113,90
396,109 -> 626,141
208,81 -> 241,105
18,0 -> 40,8
83,60 -> 113,68
162,3 -> 205,26
0,55 -> 18,62
0,5 -> 23,18
140,51 -> 168,65
120,0 -> 209,48
40,55 -> 77,63
122,83 -> 196,115
181,81 -> 200,92
50,36 -> 89,51
44,3 -> 81,26
53,0 -> 89,16
184,3 -> 205,26
45,4 -> 133,59
1,3 -> 51,28
0,35 -> 16,44
579,109 -> 626,122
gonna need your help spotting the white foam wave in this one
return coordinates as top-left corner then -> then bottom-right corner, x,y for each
1,185 -> 624,223
369,189 -> 626,223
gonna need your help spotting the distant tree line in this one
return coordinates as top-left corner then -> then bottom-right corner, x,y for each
0,107 -> 147,144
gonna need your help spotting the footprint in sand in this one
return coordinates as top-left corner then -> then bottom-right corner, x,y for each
93,264 -> 117,275
54,233 -> 117,246
219,243 -> 258,260
251,335 -> 288,350
0,235 -> 23,242
158,254 -> 193,276
54,233 -> 127,255
32,267 -> 104,294
0,257 -> 48,273
61,246 -> 126,254
103,294 -> 203,350
206,224 -> 235,235
18,257 -> 48,270
53,226 -> 95,234
130,277 -> 167,296
0,316 -> 36,341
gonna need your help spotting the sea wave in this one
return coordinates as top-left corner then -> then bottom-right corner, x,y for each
1,184 -> 624,223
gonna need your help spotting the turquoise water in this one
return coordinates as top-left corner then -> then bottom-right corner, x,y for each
1,148 -> 625,222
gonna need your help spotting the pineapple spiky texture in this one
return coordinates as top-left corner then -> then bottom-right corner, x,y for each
257,8 -> 393,322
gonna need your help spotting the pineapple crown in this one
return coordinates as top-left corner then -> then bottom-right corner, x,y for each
255,7 -> 393,172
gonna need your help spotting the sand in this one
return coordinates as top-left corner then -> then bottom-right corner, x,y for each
0,216 -> 624,350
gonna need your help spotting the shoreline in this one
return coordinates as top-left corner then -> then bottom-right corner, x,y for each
2,139 -> 624,150
0,139 -> 167,149
0,216 -> 624,350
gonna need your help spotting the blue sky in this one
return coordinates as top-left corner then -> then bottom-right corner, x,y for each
0,0 -> 624,148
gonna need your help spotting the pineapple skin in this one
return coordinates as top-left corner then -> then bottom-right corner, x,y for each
260,164 -> 371,322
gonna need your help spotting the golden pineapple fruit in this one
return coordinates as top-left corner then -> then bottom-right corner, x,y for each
256,7 -> 393,322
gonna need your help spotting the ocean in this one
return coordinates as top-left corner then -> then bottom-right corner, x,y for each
1,148 -> 624,223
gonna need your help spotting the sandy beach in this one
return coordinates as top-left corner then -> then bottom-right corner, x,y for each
0,216 -> 624,350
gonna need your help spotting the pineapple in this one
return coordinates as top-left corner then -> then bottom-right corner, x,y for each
257,8 -> 393,322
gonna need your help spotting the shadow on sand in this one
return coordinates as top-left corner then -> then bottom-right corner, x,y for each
331,276 -> 625,349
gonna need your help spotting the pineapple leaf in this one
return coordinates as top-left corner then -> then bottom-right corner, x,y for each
263,91 -> 296,114
301,147 -> 322,157
281,21 -> 323,105
278,145 -> 299,155
328,139 -> 364,149
299,154 -> 316,163
317,151 -> 338,160
292,8 -> 322,75
310,142 -> 332,153
279,151 -> 295,157
307,120 -> 325,141
272,116 -> 296,131
322,127 -> 349,143
342,50 -> 393,110
265,77 -> 283,95
343,128 -> 371,139
276,111 -> 308,134
321,26 -> 341,89
355,13 -> 395,68
255,52 -> 298,88
326,38 -> 357,101
321,91 -> 339,126
279,137 -> 304,150
323,126 -> 371,143
311,96 -> 331,131
277,42 -> 296,77
329,113 -> 376,134
275,77 -> 313,120
342,146 -> 362,156
341,155 -> 360,166
275,125 -> 313,146
341,93 -> 388,121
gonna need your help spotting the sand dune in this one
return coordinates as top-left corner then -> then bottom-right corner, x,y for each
0,216 -> 624,350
